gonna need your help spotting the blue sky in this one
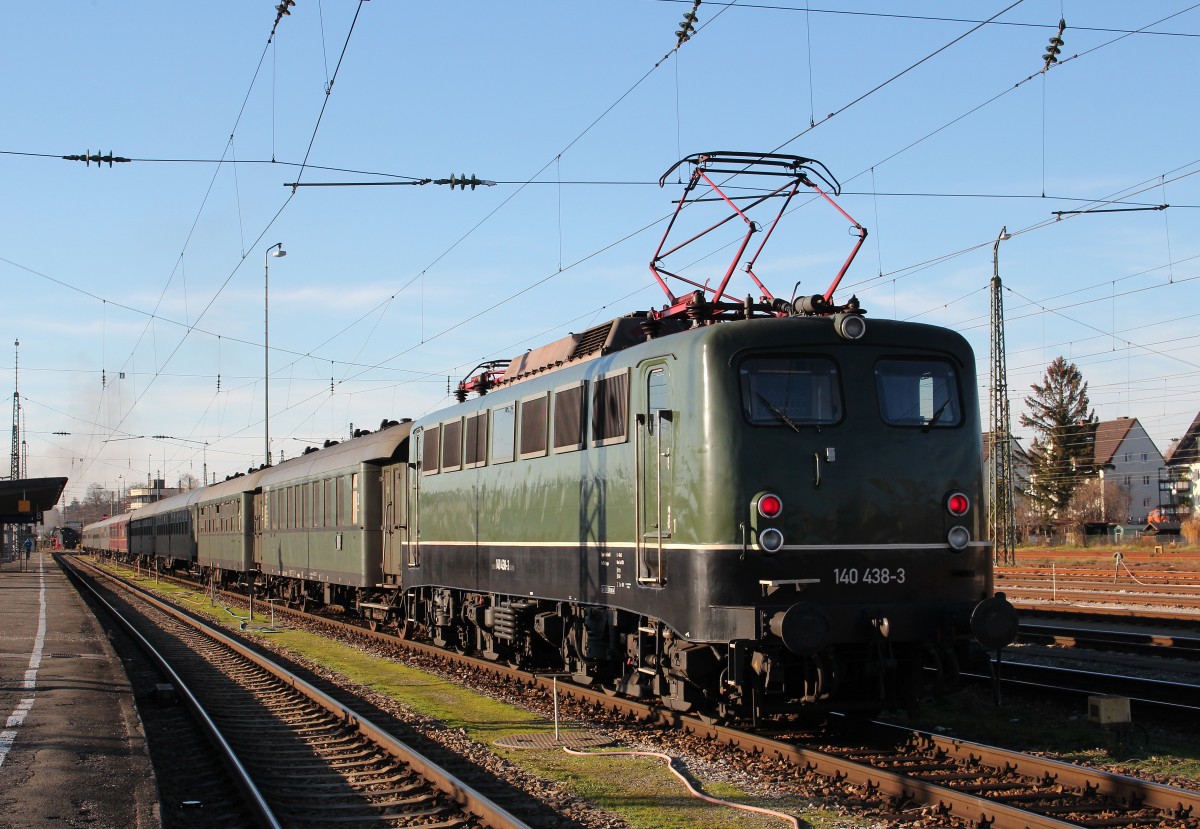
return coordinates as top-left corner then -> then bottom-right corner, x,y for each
4,1 -> 1199,507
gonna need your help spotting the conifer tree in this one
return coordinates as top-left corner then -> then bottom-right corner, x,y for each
1020,357 -> 1098,523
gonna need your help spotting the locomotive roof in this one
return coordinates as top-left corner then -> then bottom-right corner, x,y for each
468,311 -> 973,398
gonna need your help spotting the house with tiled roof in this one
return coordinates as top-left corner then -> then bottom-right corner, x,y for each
1163,411 -> 1200,521
1092,417 -> 1164,524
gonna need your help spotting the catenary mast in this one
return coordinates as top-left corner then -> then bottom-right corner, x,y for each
10,339 -> 20,480
989,231 -> 1017,565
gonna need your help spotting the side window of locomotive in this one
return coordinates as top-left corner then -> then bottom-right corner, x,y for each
491,403 -> 516,464
442,418 -> 463,472
465,411 -> 488,467
592,369 -> 630,446
739,356 -> 843,426
520,393 -> 550,459
553,382 -> 586,453
875,358 -> 962,428
421,425 -> 440,475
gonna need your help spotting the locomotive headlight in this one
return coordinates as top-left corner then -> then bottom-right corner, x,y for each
947,525 -> 970,551
833,312 -> 866,341
758,527 -> 785,553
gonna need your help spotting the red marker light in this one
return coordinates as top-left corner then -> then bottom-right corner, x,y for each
947,493 -> 970,516
758,493 -> 783,519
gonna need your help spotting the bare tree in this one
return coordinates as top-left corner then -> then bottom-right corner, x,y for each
1066,476 -> 1131,526
75,484 -> 118,526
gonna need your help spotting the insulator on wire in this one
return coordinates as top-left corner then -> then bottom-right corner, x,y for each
675,0 -> 700,45
1042,18 -> 1066,70
63,150 -> 130,167
434,173 -> 495,190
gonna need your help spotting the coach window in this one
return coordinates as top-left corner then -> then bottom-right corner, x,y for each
491,403 -> 516,464
740,356 -> 842,427
520,393 -> 550,459
337,476 -> 347,525
553,382 -> 587,453
351,472 -> 360,524
442,419 -> 463,472
421,425 -> 441,475
324,478 -> 335,526
875,358 -> 962,429
592,369 -> 630,446
465,411 -> 488,468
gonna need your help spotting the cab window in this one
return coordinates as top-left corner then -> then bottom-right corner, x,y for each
739,356 -> 842,426
875,358 -> 962,428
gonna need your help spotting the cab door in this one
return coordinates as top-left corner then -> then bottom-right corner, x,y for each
381,462 -> 409,580
408,429 -> 425,570
636,363 -> 674,585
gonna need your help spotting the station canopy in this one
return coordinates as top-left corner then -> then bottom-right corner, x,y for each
0,477 -> 67,525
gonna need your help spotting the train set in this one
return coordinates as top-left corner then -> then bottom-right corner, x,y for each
83,153 -> 1017,721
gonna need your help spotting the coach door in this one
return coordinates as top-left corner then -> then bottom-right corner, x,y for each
636,363 -> 673,585
381,463 -> 409,578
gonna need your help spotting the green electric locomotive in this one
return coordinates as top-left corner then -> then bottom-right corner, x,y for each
394,153 -> 1017,718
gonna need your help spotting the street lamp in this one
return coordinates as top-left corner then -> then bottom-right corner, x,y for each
265,243 -> 286,467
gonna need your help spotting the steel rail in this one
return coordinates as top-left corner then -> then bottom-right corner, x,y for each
67,554 -> 535,829
58,554 -> 282,829
87,555 -> 1200,829
1018,622 -> 1200,660
1011,601 -> 1200,622
971,660 -> 1200,714
871,720 -> 1200,821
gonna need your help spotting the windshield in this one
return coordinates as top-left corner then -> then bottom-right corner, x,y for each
875,358 -> 962,428
739,356 -> 843,427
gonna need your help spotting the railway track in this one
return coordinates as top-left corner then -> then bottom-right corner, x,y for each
998,565 -> 1200,619
61,554 -> 536,829
79,554 -> 1200,829
1017,621 -> 1200,662
968,659 -> 1200,717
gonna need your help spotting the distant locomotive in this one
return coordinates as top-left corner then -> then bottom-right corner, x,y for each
55,526 -> 81,550
84,153 -> 1017,720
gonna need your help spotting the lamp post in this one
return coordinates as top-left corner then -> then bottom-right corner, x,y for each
265,243 -> 286,467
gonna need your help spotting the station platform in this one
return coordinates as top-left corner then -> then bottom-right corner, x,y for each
0,550 -> 159,828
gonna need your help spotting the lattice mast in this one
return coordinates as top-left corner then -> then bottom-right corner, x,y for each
10,339 -> 20,480
988,230 -> 1017,565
